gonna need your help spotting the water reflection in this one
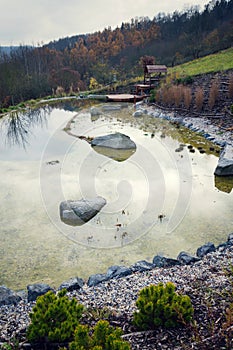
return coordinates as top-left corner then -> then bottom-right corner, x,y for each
215,175 -> 233,193
92,145 -> 136,161
1,107 -> 50,148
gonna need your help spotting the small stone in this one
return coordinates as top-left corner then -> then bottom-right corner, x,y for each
130,260 -> 155,272
106,265 -> 132,279
58,277 -> 84,291
177,251 -> 200,265
87,274 -> 108,287
27,283 -> 54,302
0,286 -> 22,306
152,255 -> 180,267
196,242 -> 216,258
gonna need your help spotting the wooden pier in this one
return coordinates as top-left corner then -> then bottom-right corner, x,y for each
106,94 -> 146,103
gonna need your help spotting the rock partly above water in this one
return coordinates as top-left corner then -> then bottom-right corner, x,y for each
214,144 -> 233,176
91,132 -> 136,150
60,196 -> 106,226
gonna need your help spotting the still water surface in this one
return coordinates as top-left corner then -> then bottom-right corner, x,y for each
1,101 -> 232,289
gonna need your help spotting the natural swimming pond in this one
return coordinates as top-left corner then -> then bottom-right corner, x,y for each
1,101 -> 233,289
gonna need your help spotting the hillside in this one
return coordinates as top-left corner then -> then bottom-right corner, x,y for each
170,47 -> 233,76
0,0 -> 232,108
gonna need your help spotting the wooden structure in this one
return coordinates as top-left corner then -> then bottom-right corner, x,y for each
106,94 -> 145,103
135,84 -> 154,95
144,65 -> 167,85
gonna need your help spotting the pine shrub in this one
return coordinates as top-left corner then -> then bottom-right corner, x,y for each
69,320 -> 131,350
133,282 -> 193,330
27,289 -> 84,344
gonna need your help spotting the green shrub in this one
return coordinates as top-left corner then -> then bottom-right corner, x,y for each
175,76 -> 193,85
27,289 -> 84,344
133,282 -> 193,330
69,320 -> 131,350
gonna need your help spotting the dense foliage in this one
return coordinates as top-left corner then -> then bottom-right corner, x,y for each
0,0 -> 232,107
69,320 -> 131,350
26,290 -> 131,349
27,289 -> 84,344
133,282 -> 194,329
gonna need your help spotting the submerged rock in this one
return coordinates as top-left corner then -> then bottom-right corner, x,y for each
60,196 -> 106,226
90,106 -> 102,116
214,144 -> 233,176
0,286 -> 22,306
91,132 -> 136,150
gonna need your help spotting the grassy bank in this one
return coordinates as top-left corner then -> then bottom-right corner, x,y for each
170,47 -> 233,77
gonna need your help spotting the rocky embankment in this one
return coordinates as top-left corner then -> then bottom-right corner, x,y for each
0,235 -> 233,349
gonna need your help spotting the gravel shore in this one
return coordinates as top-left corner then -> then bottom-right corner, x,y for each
1,243 -> 232,349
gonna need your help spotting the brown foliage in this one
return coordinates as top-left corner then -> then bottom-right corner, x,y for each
228,75 -> 233,99
56,86 -> 65,96
173,85 -> 183,107
183,87 -> 192,109
208,80 -> 219,110
195,87 -> 204,112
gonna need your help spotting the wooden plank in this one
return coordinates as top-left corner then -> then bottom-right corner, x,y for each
106,94 -> 144,102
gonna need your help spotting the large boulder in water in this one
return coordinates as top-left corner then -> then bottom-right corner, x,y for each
60,196 -> 106,226
214,145 -> 233,176
91,133 -> 136,150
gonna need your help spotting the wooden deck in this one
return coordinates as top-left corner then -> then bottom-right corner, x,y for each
106,94 -> 145,103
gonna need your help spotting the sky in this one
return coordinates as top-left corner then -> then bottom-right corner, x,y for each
0,0 -> 209,46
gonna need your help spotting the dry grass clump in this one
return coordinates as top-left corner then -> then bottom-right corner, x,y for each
195,87 -> 204,112
228,75 -> 233,98
208,80 -> 219,109
183,86 -> 192,109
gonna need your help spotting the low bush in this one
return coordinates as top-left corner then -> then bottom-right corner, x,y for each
69,320 -> 131,350
175,76 -> 193,85
27,289 -> 84,344
133,282 -> 193,330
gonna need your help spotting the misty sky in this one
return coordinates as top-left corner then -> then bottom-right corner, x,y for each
0,0 -> 209,46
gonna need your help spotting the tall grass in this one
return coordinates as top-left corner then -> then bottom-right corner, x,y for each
229,75 -> 233,99
183,87 -> 192,109
195,87 -> 204,112
208,80 -> 219,110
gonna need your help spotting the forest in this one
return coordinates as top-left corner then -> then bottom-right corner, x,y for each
0,0 -> 232,108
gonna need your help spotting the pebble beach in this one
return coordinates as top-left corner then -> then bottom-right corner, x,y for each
0,239 -> 232,349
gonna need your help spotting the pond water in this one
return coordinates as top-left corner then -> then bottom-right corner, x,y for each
1,101 -> 233,290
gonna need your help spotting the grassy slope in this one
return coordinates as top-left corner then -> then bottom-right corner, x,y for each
169,47 -> 233,77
